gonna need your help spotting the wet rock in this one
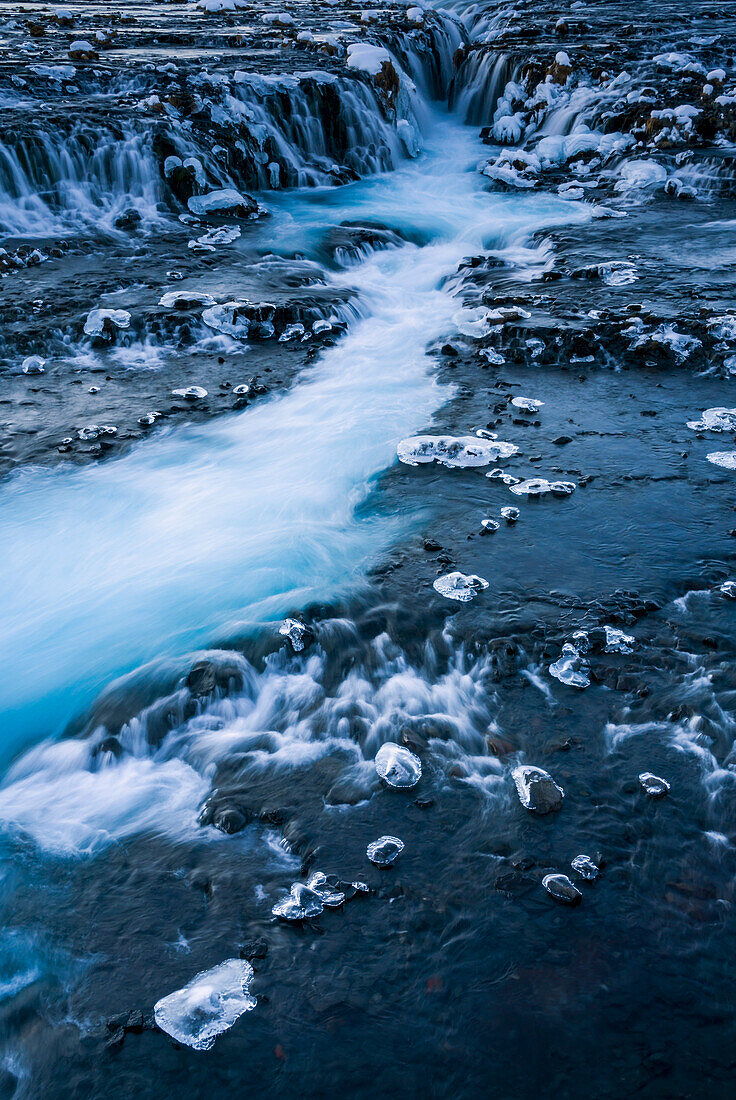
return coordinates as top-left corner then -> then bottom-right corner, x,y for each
114,208 -> 142,231
239,939 -> 268,961
366,835 -> 404,866
513,765 -> 564,814
542,873 -> 582,906
375,742 -> 422,789
639,772 -> 670,798
187,660 -> 216,696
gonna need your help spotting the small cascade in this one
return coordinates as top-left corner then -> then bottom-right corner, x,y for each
449,49 -> 515,126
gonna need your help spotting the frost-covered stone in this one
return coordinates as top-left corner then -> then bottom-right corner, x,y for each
549,643 -> 590,688
397,435 -> 518,468
719,580 -> 736,598
433,571 -> 489,602
512,765 -> 564,814
366,835 -> 404,866
187,188 -> 258,219
542,873 -> 582,906
571,854 -> 599,880
480,518 -> 499,534
83,308 -> 131,338
639,772 -> 670,798
153,959 -> 256,1051
375,742 -> 421,789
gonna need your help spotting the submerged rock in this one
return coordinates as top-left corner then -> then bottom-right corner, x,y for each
375,742 -> 422,789
542,873 -> 582,906
512,765 -> 564,814
433,571 -> 489,602
639,772 -> 670,798
571,854 -> 599,880
366,835 -> 404,866
153,959 -> 256,1051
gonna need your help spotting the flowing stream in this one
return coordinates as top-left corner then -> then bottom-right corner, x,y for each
0,109 -> 586,760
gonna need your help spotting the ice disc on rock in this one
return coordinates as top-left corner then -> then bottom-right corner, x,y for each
153,959 -> 256,1051
375,743 -> 421,789
366,835 -> 405,866
639,772 -> 670,798
83,308 -> 131,337
542,873 -> 582,906
512,765 -> 564,814
433,571 -> 489,602
604,626 -> 634,653
571,854 -> 599,880
272,882 -> 324,921
397,434 -> 518,468
279,617 -> 309,652
511,397 -> 544,413
172,386 -> 207,400
21,355 -> 45,374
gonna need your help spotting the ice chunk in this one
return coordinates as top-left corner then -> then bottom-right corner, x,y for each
366,835 -> 404,866
501,506 -> 519,523
571,854 -> 599,880
512,765 -> 564,814
159,291 -> 216,309
171,386 -> 207,400
202,302 -> 250,338
549,643 -> 590,688
604,626 -> 634,653
272,882 -> 325,921
480,518 -> 499,534
153,959 -> 256,1051
511,396 -> 544,413
433,571 -> 489,602
639,772 -> 670,798
397,435 -> 518,468
21,355 -> 45,374
542,873 -> 582,906
83,308 -> 131,337
279,323 -> 305,342
374,743 -> 421,789
509,478 -> 575,497
707,452 -> 736,469
279,618 -> 309,652
686,407 -> 736,432
719,580 -> 736,598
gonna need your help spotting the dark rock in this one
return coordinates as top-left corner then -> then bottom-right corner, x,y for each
186,660 -> 216,696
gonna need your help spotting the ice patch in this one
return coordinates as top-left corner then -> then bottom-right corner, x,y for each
154,959 -> 256,1051
549,643 -> 590,689
374,743 -> 421,789
397,434 -> 518,468
707,452 -> 736,469
366,835 -> 404,866
433,571 -> 489,603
